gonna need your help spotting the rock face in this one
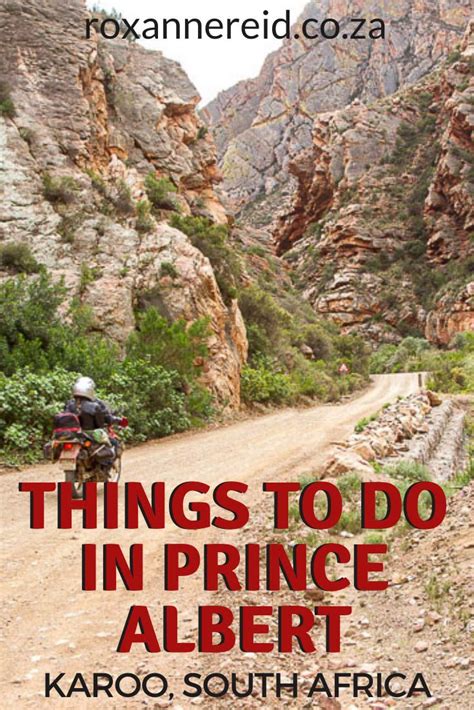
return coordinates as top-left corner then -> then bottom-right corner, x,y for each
278,22 -> 474,344
202,2 -> 473,345
0,0 -> 247,406
426,33 -> 474,267
204,0 -> 471,208
325,390 -> 469,480
426,283 -> 474,346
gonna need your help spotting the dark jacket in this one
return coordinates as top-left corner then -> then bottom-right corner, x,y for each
65,397 -> 118,431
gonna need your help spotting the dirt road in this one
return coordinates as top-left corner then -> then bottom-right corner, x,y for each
0,373 -> 420,708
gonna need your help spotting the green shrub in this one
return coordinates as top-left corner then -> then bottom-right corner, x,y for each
355,415 -> 376,433
370,335 -> 473,394
383,460 -> 432,483
160,261 -> 179,279
42,173 -> 79,204
428,351 -> 474,394
170,214 -> 241,304
106,360 -> 190,441
0,98 -> 16,118
0,274 -> 119,381
397,240 -> 426,259
186,384 -> 215,425
370,337 -> 430,374
238,285 -> 291,357
145,173 -> 179,211
237,275 -> 367,406
0,368 -> 79,463
365,252 -> 392,273
289,360 -> 323,398
318,262 -> 337,289
113,180 -> 134,216
333,510 -> 361,535
0,82 -> 15,118
415,92 -> 434,111
451,332 -> 474,351
305,221 -> 325,239
337,473 -> 362,499
0,272 -> 65,358
135,199 -> 154,233
334,333 -> 370,376
241,357 -> 293,405
364,532 -> 385,545
287,354 -> 339,401
244,323 -> 271,358
339,184 -> 359,207
0,361 -> 192,462
389,121 -> 419,167
369,343 -> 397,373
299,324 -> 335,361
79,264 -> 102,294
58,221 -> 75,244
57,212 -> 84,244
247,245 -> 267,257
388,111 -> 439,182
127,307 -> 210,384
48,304 -> 120,383
0,242 -> 40,274
446,48 -> 461,65
85,169 -> 108,195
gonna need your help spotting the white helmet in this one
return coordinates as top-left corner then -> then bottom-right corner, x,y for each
73,376 -> 96,401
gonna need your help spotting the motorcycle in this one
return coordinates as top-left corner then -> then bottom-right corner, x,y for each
45,411 -> 128,498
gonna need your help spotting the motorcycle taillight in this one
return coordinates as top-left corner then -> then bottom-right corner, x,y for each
63,443 -> 74,450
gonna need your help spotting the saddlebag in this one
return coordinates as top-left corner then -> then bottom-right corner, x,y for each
93,445 -> 115,465
53,412 -> 82,435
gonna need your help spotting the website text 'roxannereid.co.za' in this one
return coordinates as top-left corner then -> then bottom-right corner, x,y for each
85,11 -> 386,42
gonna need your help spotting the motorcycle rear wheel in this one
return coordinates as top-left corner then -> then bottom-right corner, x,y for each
109,456 -> 121,483
64,457 -> 122,498
65,469 -> 84,499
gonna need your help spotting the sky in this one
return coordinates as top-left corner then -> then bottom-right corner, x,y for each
87,0 -> 309,105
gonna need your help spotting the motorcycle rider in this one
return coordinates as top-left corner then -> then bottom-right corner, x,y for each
65,376 -> 123,472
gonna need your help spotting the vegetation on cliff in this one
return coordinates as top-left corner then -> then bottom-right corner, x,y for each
168,215 -> 371,406
0,272 -> 212,463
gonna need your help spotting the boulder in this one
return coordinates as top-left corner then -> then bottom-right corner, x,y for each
325,449 -> 374,477
426,390 -> 443,407
349,441 -> 376,462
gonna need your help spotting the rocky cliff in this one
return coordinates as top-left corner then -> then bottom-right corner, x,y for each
204,2 -> 473,346
204,0 -> 472,209
0,0 -> 247,406
278,21 -> 474,344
